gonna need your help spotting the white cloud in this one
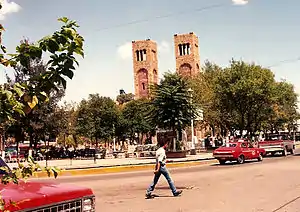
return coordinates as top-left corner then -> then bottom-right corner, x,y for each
158,41 -> 170,53
0,0 -> 21,20
117,42 -> 132,60
232,0 -> 248,5
117,40 -> 171,60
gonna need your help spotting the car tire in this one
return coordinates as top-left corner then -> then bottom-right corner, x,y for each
282,148 -> 288,156
237,155 -> 245,164
218,160 -> 226,165
257,154 -> 263,162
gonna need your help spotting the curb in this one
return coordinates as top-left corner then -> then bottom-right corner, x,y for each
33,158 -> 217,178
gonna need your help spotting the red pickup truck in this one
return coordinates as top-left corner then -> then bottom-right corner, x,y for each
258,134 -> 295,156
0,158 -> 96,212
213,140 -> 266,165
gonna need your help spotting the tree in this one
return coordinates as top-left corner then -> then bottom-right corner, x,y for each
121,99 -> 155,144
0,12 -> 84,210
190,61 -> 226,136
5,54 -> 65,149
148,72 -> 197,150
0,17 -> 84,149
267,81 -> 299,133
76,94 -> 119,146
214,59 -> 276,136
116,93 -> 134,105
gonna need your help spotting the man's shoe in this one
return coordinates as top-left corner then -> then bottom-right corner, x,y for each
145,193 -> 152,199
173,190 -> 183,197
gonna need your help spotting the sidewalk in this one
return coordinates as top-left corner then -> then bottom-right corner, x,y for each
8,152 -> 214,170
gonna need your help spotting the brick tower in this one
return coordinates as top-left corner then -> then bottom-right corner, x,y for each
132,39 -> 158,99
174,32 -> 200,77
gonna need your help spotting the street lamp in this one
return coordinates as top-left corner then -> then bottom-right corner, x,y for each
45,134 -> 49,167
113,124 -> 116,152
187,88 -> 196,155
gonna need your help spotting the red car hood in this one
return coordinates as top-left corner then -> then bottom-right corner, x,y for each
214,147 -> 235,152
0,181 -> 93,211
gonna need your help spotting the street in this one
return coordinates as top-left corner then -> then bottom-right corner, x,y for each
35,151 -> 300,212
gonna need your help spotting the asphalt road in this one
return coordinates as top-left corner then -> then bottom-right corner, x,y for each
37,152 -> 300,212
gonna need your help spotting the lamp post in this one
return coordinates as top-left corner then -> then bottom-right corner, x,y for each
187,88 -> 196,155
113,124 -> 116,152
45,134 -> 49,167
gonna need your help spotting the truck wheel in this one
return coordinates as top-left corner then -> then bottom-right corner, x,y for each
237,155 -> 245,164
282,148 -> 287,156
218,160 -> 226,165
257,154 -> 263,162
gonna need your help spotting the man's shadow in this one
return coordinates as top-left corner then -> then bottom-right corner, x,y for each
145,186 -> 187,199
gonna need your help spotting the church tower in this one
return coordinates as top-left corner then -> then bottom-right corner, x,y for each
174,32 -> 201,77
132,39 -> 158,99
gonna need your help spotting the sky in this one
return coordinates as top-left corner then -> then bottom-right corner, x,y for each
1,0 -> 300,104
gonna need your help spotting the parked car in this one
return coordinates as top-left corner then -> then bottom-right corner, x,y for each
259,134 -> 295,156
0,158 -> 96,211
213,141 -> 266,165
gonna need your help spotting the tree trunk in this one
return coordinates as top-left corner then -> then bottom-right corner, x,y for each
172,128 -> 176,152
63,134 -> 66,147
0,128 -> 4,152
29,131 -> 34,148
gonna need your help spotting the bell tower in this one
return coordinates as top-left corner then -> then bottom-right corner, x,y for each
174,32 -> 201,77
132,39 -> 158,99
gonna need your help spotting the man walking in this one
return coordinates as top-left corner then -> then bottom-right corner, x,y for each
145,140 -> 183,198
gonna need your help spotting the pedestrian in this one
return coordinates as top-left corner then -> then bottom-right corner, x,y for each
145,139 -> 182,198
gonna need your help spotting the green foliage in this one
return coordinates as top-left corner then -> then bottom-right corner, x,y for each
215,59 -> 276,134
0,13 -> 84,211
0,17 -> 84,124
76,94 -> 119,143
148,72 -> 197,134
267,81 -> 299,132
190,61 -> 224,130
121,99 -> 155,142
1,157 -> 60,185
191,59 -> 299,136
116,93 -> 134,105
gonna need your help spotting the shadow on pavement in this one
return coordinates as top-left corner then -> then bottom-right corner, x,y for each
210,160 -> 255,167
291,154 -> 300,157
155,186 -> 189,190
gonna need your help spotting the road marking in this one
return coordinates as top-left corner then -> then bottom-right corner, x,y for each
272,195 -> 300,212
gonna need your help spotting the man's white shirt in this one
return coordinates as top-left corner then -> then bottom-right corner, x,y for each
156,147 -> 166,166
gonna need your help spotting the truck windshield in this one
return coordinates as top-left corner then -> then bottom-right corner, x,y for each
266,135 -> 290,140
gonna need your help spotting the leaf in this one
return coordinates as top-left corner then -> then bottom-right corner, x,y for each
1,45 -> 6,53
23,93 -> 31,102
39,91 -> 49,102
4,90 -> 12,99
0,24 -> 4,31
58,17 -> 69,23
27,95 -> 39,109
60,77 -> 67,89
61,69 -> 74,79
13,85 -> 24,97
47,39 -> 60,53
